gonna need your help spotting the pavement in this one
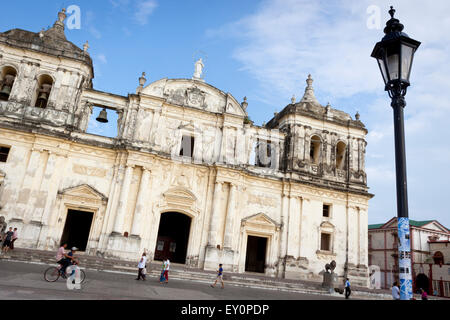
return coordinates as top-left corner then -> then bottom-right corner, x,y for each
0,260 -> 378,300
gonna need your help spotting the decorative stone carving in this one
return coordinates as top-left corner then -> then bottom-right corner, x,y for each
186,86 -> 207,109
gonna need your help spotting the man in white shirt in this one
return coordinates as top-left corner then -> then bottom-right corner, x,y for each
136,252 -> 147,281
163,259 -> 170,283
392,281 -> 400,300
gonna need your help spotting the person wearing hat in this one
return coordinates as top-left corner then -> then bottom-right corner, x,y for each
60,247 -> 78,276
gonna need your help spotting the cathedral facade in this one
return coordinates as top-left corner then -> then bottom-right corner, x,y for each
0,10 -> 372,286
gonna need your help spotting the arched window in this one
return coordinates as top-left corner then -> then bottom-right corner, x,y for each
433,251 -> 444,265
310,135 -> 321,164
336,141 -> 347,170
34,74 -> 53,108
0,66 -> 17,101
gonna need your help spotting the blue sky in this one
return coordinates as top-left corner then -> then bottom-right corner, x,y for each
1,0 -> 449,228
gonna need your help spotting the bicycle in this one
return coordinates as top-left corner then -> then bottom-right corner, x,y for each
44,263 -> 86,283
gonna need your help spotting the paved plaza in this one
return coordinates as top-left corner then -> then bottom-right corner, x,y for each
0,260 -> 356,300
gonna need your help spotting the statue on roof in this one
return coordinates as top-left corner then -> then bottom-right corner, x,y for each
193,58 -> 204,80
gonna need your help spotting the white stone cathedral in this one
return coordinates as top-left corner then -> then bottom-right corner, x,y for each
0,9 -> 372,286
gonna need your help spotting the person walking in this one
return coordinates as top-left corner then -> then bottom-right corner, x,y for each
344,278 -> 351,299
163,258 -> 170,284
420,288 -> 428,300
159,259 -> 167,284
210,264 -> 224,289
1,227 -> 14,255
392,281 -> 400,300
0,216 -> 7,248
10,228 -> 18,250
135,252 -> 147,281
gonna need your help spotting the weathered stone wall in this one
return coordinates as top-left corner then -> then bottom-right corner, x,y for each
0,17 -> 371,286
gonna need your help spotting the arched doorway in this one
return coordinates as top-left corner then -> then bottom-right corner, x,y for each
416,273 -> 430,294
154,212 -> 191,264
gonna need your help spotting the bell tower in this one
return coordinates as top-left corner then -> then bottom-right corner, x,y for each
266,75 -> 368,193
0,8 -> 94,132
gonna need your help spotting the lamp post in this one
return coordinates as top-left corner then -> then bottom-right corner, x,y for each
371,6 -> 421,300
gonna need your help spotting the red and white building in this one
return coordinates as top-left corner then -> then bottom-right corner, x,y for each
369,218 -> 450,298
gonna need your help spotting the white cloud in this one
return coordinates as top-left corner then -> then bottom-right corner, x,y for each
135,0 -> 158,25
210,0 -> 450,227
97,54 -> 108,64
110,0 -> 130,8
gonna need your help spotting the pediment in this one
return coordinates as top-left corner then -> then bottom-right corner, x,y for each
163,187 -> 197,203
59,184 -> 107,201
178,120 -> 202,133
242,213 -> 280,228
141,78 -> 246,117
320,221 -> 335,230
421,222 -> 449,233
381,217 -> 397,229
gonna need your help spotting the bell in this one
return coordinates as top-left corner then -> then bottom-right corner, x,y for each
0,85 -> 11,96
38,92 -> 48,101
96,108 -> 109,123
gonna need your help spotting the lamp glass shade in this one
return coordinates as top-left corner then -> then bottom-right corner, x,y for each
386,44 -> 400,82
401,43 -> 414,82
377,58 -> 388,85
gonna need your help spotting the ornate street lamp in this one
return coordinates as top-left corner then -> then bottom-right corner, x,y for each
371,7 -> 421,300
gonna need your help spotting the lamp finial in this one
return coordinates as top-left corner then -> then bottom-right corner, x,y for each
389,6 -> 395,19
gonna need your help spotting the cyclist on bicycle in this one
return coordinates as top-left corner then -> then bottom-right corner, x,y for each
56,243 -> 67,265
60,247 -> 79,276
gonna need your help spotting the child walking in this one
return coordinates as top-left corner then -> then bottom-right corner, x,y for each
210,264 -> 224,289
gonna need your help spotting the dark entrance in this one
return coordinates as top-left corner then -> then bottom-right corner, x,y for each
60,209 -> 94,251
415,273 -> 430,293
154,212 -> 191,264
245,236 -> 267,273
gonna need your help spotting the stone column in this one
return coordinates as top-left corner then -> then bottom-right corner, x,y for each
277,192 -> 289,277
17,148 -> 42,220
279,193 -> 289,258
38,152 -> 68,248
79,103 -> 93,132
32,151 -> 58,222
223,183 -> 236,249
207,181 -> 222,247
297,196 -> 304,258
150,109 -> 162,145
286,195 -> 299,257
116,109 -> 124,138
113,164 -> 134,234
130,167 -> 151,236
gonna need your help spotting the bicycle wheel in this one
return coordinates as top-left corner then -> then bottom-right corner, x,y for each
44,267 -> 60,282
79,269 -> 86,284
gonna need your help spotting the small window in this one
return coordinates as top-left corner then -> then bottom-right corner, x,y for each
433,251 -> 444,265
323,204 -> 330,217
321,233 -> 331,251
0,146 -> 10,162
180,135 -> 195,157
256,139 -> 272,168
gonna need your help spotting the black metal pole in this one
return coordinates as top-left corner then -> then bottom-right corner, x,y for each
391,94 -> 409,218
391,91 -> 413,300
